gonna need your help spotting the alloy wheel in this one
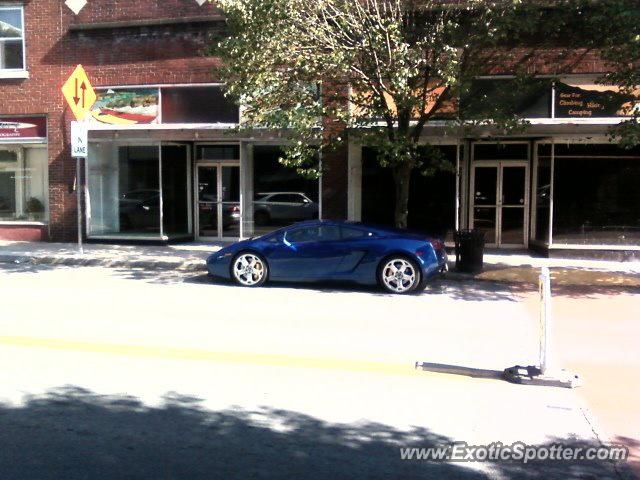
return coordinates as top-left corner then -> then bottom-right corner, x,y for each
381,258 -> 417,293
233,253 -> 266,286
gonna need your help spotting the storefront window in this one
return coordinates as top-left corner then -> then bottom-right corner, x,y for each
162,87 -> 239,124
250,146 -> 320,236
88,144 -> 160,238
534,144 -> 551,244
0,147 -> 48,222
161,145 -> 190,237
362,146 -> 457,241
461,78 -> 552,119
87,142 -> 192,240
552,145 -> 640,245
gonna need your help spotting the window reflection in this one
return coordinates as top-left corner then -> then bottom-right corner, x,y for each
553,151 -> 640,245
251,146 -> 319,236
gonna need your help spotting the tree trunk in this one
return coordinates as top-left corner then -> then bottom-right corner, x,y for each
393,163 -> 412,229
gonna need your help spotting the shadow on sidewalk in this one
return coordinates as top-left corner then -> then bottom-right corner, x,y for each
0,386 -> 629,480
1,261 -> 638,301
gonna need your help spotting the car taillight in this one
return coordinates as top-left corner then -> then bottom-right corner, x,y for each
429,239 -> 444,251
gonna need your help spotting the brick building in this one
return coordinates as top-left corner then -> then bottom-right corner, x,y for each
1,0 -> 638,256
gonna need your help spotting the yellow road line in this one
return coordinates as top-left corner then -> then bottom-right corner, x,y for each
0,335 -> 447,379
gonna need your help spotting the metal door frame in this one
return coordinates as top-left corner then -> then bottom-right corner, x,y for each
469,160 -> 529,248
195,161 -> 241,241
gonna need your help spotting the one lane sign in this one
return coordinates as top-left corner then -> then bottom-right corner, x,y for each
71,121 -> 88,158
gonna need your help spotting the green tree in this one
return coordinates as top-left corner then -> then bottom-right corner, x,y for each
212,0 -> 637,228
593,0 -> 640,147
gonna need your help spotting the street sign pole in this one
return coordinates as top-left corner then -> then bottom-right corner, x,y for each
71,120 -> 89,255
76,155 -> 83,254
64,64 -> 95,255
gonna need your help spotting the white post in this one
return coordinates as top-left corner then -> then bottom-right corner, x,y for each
539,266 -> 552,374
76,156 -> 84,255
71,120 -> 88,254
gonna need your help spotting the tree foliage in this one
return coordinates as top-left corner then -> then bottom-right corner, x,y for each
212,0 -> 639,227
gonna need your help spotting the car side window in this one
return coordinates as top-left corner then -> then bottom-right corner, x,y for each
275,194 -> 303,203
340,226 -> 371,240
286,225 -> 340,243
270,194 -> 300,203
317,225 -> 340,241
286,226 -> 319,243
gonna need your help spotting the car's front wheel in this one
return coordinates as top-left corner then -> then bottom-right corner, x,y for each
231,252 -> 268,287
378,256 -> 422,294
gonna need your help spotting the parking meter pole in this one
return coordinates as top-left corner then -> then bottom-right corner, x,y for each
76,156 -> 84,255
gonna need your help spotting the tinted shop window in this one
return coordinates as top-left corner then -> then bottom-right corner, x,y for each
554,143 -> 640,157
87,144 -> 161,238
473,143 -> 529,161
162,87 -> 239,124
461,79 -> 551,119
251,146 -> 319,236
553,157 -> 640,245
534,152 -> 551,243
0,148 -> 47,222
361,146 -> 457,240
0,8 -> 25,70
161,144 -> 190,237
197,145 -> 239,161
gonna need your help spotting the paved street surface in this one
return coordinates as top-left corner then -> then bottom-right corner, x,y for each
0,263 -> 636,479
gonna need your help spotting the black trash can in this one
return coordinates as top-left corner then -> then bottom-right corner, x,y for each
454,229 -> 485,273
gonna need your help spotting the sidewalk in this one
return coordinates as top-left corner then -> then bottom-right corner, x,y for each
0,240 -> 220,271
448,254 -> 640,290
1,240 -> 639,288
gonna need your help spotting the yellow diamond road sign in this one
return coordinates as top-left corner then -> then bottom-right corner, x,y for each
61,65 -> 97,121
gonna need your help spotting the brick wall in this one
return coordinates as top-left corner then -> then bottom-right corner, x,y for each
0,0 -> 224,241
71,0 -> 222,25
0,0 -> 71,240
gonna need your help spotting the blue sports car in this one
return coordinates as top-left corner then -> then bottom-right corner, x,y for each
206,220 -> 448,294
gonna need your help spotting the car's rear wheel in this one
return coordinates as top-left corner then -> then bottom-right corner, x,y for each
378,256 -> 421,294
231,252 -> 268,287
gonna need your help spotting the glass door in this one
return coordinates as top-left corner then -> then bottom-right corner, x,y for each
471,165 -> 498,246
471,162 -> 528,248
196,163 -> 241,240
220,165 -> 240,238
197,164 -> 219,239
500,165 -> 527,247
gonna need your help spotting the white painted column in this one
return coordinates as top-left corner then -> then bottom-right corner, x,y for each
240,141 -> 254,238
347,138 -> 362,221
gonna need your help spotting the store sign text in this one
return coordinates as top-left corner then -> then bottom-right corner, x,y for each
0,117 -> 47,139
555,83 -> 635,118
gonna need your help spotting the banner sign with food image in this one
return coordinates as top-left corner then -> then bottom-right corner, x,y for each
91,88 -> 159,125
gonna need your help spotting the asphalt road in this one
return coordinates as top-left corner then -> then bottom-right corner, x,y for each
0,262 -> 633,479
